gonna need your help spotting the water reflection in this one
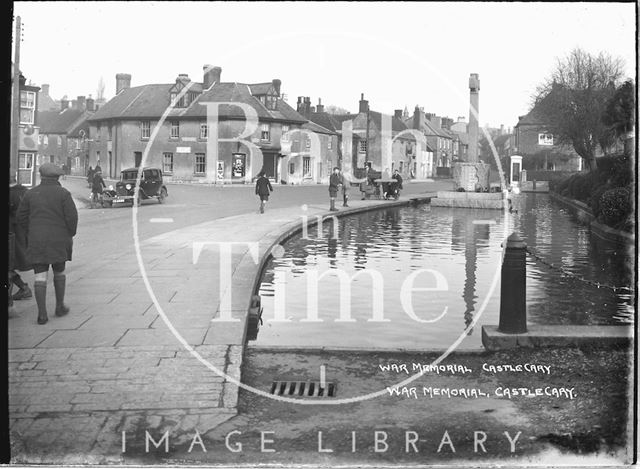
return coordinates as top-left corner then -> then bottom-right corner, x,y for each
255,195 -> 634,349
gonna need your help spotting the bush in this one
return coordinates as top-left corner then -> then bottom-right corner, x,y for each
599,187 -> 632,228
588,183 -> 612,216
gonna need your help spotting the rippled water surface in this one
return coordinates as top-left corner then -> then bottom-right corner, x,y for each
256,194 -> 634,349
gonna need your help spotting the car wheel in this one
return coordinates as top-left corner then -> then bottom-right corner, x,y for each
158,187 -> 167,203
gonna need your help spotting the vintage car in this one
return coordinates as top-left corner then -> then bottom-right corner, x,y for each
113,167 -> 168,205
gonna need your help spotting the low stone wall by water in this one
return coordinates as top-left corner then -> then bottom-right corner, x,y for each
549,192 -> 634,246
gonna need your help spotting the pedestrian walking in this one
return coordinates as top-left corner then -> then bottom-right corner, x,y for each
17,163 -> 78,325
255,171 -> 273,214
86,165 -> 94,188
9,174 -> 32,301
329,167 -> 342,211
91,169 -> 106,208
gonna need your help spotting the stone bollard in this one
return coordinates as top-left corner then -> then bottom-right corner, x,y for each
499,233 -> 527,333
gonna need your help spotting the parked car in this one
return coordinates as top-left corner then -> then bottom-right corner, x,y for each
113,167 -> 168,206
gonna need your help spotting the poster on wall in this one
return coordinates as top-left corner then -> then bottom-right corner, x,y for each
538,133 -> 554,146
232,153 -> 246,179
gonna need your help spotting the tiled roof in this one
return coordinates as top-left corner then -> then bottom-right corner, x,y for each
37,109 -> 87,134
88,81 -> 307,124
67,114 -> 92,138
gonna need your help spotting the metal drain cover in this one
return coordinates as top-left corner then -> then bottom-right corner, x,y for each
271,380 -> 336,398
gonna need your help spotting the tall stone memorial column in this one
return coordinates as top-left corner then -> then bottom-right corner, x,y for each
453,73 -> 490,192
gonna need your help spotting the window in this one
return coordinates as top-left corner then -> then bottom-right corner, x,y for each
96,123 -> 101,141
141,121 -> 150,140
189,91 -> 198,104
281,124 -> 290,142
305,137 -> 311,149
328,138 -> 332,150
199,123 -> 208,139
194,153 -> 206,174
170,121 -> 180,139
96,150 -> 100,164
43,135 -> 48,146
38,135 -> 43,145
261,123 -> 270,141
19,152 -> 34,169
75,156 -> 80,169
163,152 -> 174,173
57,136 -> 62,146
76,139 -> 81,150
108,125 -> 113,140
399,161 -> 404,173
266,94 -> 277,110
19,91 -> 36,124
303,156 -> 311,177
359,140 -> 367,153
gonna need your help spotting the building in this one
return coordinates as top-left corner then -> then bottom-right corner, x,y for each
15,73 -> 41,186
329,94 -> 419,179
404,107 -> 454,178
37,84 -> 58,111
514,108 -> 582,171
86,67 -> 308,183
37,96 -> 95,176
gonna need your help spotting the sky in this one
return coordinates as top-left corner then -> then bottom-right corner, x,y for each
12,1 -> 636,129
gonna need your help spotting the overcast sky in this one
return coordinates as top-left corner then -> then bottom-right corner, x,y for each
12,1 -> 636,129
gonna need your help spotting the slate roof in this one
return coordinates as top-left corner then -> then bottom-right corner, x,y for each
67,114 -> 91,138
88,81 -> 307,124
515,108 -> 545,127
302,120 -> 337,135
37,109 -> 87,134
307,112 -> 351,133
368,111 -> 409,133
37,92 -> 58,111
248,83 -> 272,95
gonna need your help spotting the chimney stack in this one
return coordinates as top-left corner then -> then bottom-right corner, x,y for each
86,96 -> 95,112
358,93 -> 369,113
116,73 -> 132,95
41,84 -> 50,96
71,99 -> 78,109
316,98 -> 324,113
394,109 -> 403,120
77,96 -> 86,111
203,65 -> 222,89
412,105 -> 424,130
177,73 -> 190,82
272,79 -> 282,96
61,98 -> 69,111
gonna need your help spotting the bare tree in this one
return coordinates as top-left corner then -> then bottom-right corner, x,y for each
533,48 -> 626,170
325,104 -> 350,115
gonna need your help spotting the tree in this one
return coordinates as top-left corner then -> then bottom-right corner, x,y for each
602,79 -> 635,155
325,104 -> 350,115
533,48 -> 626,170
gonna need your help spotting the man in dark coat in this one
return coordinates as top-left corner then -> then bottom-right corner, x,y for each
255,171 -> 273,214
328,167 -> 342,211
17,163 -> 78,325
9,175 -> 32,300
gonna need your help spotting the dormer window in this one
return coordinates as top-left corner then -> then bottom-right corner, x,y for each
258,93 -> 277,111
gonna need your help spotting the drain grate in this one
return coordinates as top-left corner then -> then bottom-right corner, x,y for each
270,380 -> 337,398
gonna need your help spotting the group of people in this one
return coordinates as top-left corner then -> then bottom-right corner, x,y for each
254,166 -> 404,214
9,164 -> 79,324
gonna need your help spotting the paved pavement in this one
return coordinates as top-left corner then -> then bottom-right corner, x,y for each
8,177 -> 451,463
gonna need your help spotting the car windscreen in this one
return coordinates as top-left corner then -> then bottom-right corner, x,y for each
121,170 -> 139,180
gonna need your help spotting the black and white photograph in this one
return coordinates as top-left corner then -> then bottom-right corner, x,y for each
6,1 -> 637,466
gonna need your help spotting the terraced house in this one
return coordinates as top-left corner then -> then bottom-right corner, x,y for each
86,67 -> 307,183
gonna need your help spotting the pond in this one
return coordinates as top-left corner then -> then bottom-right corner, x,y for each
255,193 -> 634,350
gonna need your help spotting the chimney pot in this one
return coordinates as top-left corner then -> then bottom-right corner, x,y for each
316,98 -> 324,113
358,94 -> 369,113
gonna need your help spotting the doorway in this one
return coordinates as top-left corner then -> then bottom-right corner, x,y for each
263,152 -> 277,180
134,152 -> 142,168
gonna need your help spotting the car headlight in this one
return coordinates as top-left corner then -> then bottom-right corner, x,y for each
125,184 -> 132,190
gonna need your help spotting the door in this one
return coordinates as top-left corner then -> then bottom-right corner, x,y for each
263,153 -> 276,180
134,152 -> 142,168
